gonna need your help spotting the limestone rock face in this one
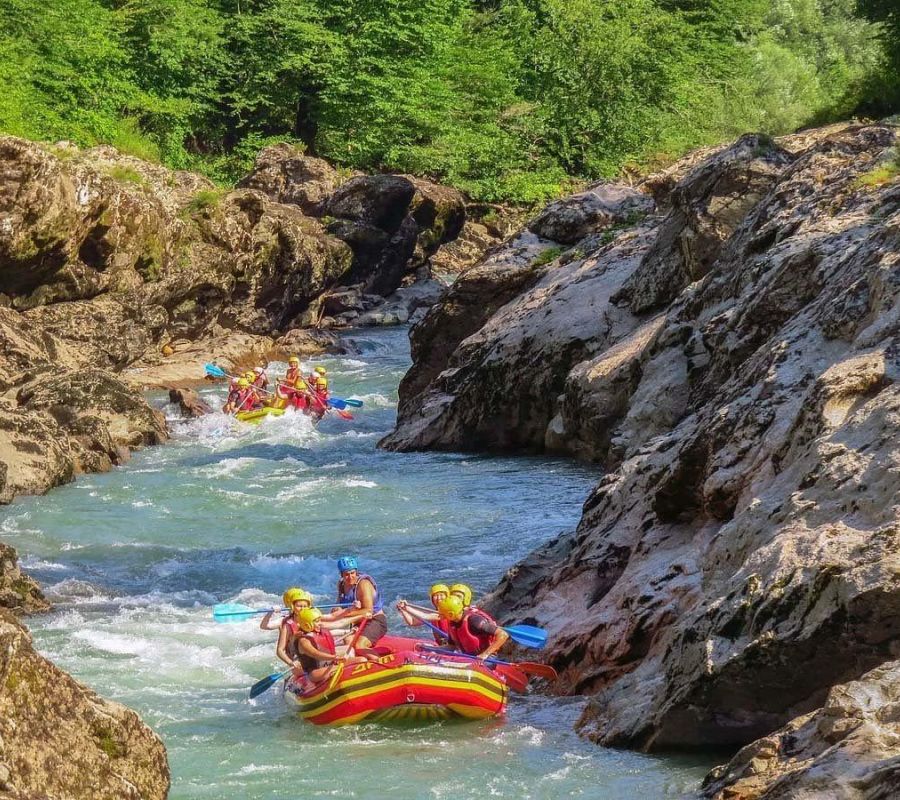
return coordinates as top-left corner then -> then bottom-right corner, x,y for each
237,143 -> 338,214
379,230 -> 565,446
0,544 -> 48,613
324,174 -> 465,296
0,610 -> 170,800
384,122 -> 900,761
528,183 -> 655,244
702,660 -> 900,799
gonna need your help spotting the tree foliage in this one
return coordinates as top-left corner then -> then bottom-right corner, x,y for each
0,0 -> 894,200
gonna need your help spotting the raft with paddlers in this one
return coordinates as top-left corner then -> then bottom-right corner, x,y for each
283,635 -> 511,725
203,362 -> 364,424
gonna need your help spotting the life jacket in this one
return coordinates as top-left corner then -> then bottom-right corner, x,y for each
297,627 -> 337,675
282,616 -> 301,659
432,617 -> 450,645
235,388 -> 258,411
337,574 -> 384,615
447,608 -> 498,655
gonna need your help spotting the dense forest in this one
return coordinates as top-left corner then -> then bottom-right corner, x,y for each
1,0 -> 897,201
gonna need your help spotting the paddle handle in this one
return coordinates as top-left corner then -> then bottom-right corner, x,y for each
420,645 -> 510,668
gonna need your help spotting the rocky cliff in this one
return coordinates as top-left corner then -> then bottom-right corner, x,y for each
381,121 -> 900,781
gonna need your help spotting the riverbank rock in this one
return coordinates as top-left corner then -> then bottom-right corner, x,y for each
168,387 -> 212,418
0,609 -> 170,800
385,121 -> 900,763
702,660 -> 900,799
0,544 -> 48,613
237,143 -> 339,214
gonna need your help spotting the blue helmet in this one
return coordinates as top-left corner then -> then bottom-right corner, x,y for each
337,555 -> 358,573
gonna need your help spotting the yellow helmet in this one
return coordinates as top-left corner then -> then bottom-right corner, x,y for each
282,587 -> 312,608
437,595 -> 465,623
314,366 -> 327,375
430,583 -> 450,599
244,370 -> 255,381
288,356 -> 300,366
297,607 -> 322,633
237,378 -> 250,389
450,583 -> 472,607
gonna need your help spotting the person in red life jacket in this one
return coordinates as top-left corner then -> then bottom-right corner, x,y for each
228,378 -> 261,413
332,555 -> 388,648
277,356 -> 314,412
396,583 -> 450,644
450,583 -> 473,608
262,587 -> 314,667
252,363 -> 269,392
222,376 -> 242,413
437,595 -> 509,660
293,607 -> 369,686
307,366 -> 329,420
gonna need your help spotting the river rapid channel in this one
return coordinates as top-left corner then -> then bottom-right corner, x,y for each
2,327 -> 712,799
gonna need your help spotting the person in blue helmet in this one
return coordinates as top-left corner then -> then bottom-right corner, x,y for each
332,555 -> 388,648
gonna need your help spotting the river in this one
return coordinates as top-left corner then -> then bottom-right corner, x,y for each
1,326 -> 712,798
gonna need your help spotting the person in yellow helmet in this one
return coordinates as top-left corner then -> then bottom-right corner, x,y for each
307,366 -> 329,420
437,595 -> 509,660
276,356 -> 313,412
260,587 -> 314,667
396,583 -> 451,643
450,583 -> 473,608
292,607 -> 370,686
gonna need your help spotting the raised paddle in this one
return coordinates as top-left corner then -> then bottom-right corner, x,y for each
419,646 -> 558,680
402,603 -> 548,649
213,602 -> 354,622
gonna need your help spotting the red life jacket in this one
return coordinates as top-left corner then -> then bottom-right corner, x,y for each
447,608 -> 498,655
297,627 -> 337,676
433,617 -> 450,645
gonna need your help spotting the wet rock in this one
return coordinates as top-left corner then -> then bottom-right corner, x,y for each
0,543 -> 48,613
354,279 -> 448,327
702,660 -> 900,799
528,183 -> 655,244
324,174 -> 465,296
237,143 -> 338,214
168,387 -> 212,418
0,609 -> 170,799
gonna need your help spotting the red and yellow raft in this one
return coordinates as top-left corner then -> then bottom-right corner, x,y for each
284,635 -> 510,725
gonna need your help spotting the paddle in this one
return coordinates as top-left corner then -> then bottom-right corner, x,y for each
325,617 -> 369,695
402,603 -> 547,649
419,646 -> 558,680
213,602 -> 354,622
330,396 -> 364,408
249,665 -> 294,700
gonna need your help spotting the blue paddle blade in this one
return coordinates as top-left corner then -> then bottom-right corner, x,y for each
249,668 -> 292,699
342,398 -> 364,408
204,363 -> 227,378
212,603 -> 272,623
503,624 -> 547,649
327,397 -> 348,410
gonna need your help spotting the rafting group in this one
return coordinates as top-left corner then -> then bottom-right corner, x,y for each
220,555 -> 555,725
222,357 -> 330,420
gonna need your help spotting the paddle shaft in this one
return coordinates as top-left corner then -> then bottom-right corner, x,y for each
420,646 -> 557,679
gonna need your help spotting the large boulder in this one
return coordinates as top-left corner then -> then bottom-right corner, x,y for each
0,543 -> 48,613
237,143 -> 338,214
380,216 -> 655,452
0,610 -> 170,799
324,174 -> 465,296
528,183 -> 654,244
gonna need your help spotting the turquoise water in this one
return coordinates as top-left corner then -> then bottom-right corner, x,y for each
2,327 -> 711,798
